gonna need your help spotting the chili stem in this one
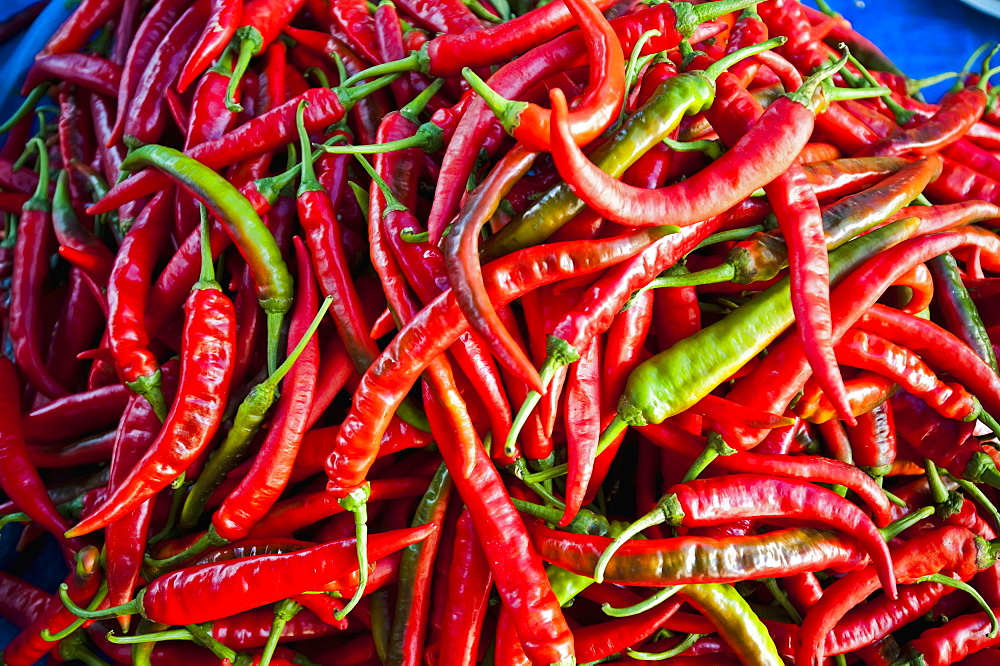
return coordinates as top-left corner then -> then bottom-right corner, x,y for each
626,632 -> 705,661
602,586 -> 682,618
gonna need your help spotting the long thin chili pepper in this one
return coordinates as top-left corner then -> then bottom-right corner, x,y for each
435,509 -> 493,666
65,210 -> 236,539
120,144 -> 292,375
60,526 -> 434,625
929,251 -> 999,373
461,0 -> 625,152
39,0 -> 125,56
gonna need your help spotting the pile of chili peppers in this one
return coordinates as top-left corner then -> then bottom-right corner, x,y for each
7,0 -> 1000,663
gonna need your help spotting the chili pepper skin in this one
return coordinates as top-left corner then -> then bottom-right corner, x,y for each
178,0 -> 244,93
21,53 -> 121,99
90,88 -> 351,215
531,522 -> 867,585
326,225 -> 681,497
121,144 -> 292,374
0,573 -> 49,629
796,525 -> 996,665
435,509 -> 493,666
0,357 -> 79,553
863,87 -> 988,158
575,596 -> 687,662
66,242 -> 236,539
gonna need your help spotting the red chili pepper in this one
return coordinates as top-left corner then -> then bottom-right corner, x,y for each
40,0 -> 126,56
862,86 -> 989,158
332,0 -> 381,65
66,214 -> 236,538
0,573 -> 50,629
21,54 -> 121,98
845,401 -> 897,479
178,0 -> 244,93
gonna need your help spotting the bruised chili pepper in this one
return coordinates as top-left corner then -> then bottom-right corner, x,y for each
796,525 -> 998,665
119,144 -> 292,375
530,522 -> 868,585
845,401 -> 897,480
595,473 -> 898,598
65,211 -> 236,539
178,0 -> 244,93
461,0 -> 625,152
61,526 -> 434,626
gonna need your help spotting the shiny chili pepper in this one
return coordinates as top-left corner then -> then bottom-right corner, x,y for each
929,250 -> 999,373
65,213 -> 236,539
107,191 -> 171,420
0,573 -> 49,629
332,0 -> 381,65
39,0 -> 125,56
462,0 -> 625,152
845,401 -> 897,480
120,144 -> 292,375
907,610 -> 1000,665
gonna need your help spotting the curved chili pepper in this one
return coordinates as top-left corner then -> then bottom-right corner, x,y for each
39,0 -> 124,56
65,214 -> 236,539
862,86 -> 989,158
0,573 -> 49,629
576,596 -> 688,662
892,262 -> 935,314
796,525 -> 998,665
21,53 -> 120,99
51,171 -> 113,285
530,522 -> 867,585
679,583 -> 784,666
21,384 -> 130,443
332,0 -> 381,65
907,610 -> 1000,665
835,329 -> 980,422
929,251 -> 999,373
178,0 -> 243,93
462,0 -> 625,152
756,0 -> 829,74
548,52 -> 832,230
120,144 -> 292,375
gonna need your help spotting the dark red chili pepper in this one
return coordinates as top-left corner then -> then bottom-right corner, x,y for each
9,140 -> 69,398
21,383 -> 130,443
0,357 -> 80,554
1,546 -> 102,666
65,214 -> 236,538
0,573 -> 50,629
21,54 -> 121,98
434,509 -> 493,666
26,430 -> 115,467
109,0 -> 192,147
106,367 -> 179,620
